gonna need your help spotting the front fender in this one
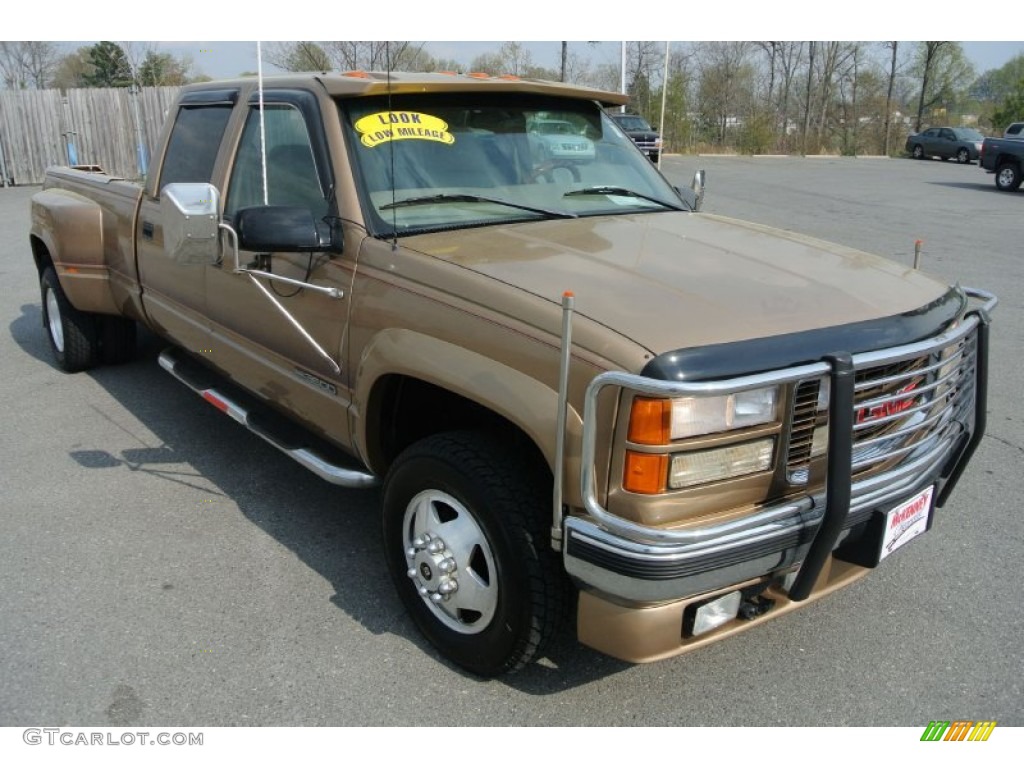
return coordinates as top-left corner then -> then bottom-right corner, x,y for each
351,328 -> 584,506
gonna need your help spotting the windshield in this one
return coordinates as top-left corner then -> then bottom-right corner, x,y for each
341,93 -> 683,237
953,128 -> 984,141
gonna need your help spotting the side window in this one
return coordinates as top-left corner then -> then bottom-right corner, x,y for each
225,104 -> 326,220
159,105 -> 233,190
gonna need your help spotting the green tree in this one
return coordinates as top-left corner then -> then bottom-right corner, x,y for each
992,77 -> 1024,134
50,47 -> 94,89
970,54 -> 1024,102
85,41 -> 133,87
911,42 -> 974,131
138,51 -> 191,86
266,41 -> 331,72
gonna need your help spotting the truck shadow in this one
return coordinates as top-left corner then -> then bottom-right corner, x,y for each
924,180 -> 1011,192
9,303 -> 630,692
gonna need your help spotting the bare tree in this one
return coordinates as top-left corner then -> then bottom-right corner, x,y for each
322,41 -> 417,71
0,41 -> 62,89
776,42 -> 804,151
883,42 -> 899,155
265,42 -> 331,72
802,41 -> 815,153
756,42 -> 779,104
696,42 -> 753,144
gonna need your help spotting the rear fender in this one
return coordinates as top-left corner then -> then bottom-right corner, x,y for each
30,189 -> 119,315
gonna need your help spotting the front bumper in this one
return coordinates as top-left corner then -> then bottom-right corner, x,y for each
565,288 -> 995,608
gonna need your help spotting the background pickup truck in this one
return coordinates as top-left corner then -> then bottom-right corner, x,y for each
29,72 -> 995,678
979,135 -> 1024,191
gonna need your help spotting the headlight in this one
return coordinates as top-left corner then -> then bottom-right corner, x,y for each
629,386 -> 780,444
669,386 -> 779,439
669,438 -> 775,489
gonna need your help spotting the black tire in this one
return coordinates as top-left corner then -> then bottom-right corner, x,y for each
912,144 -> 924,160
956,147 -> 971,164
650,152 -> 660,164
40,267 -> 99,372
995,162 -> 1022,192
382,431 -> 568,677
99,315 -> 137,365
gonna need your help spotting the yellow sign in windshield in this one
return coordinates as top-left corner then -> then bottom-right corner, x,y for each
354,112 -> 455,148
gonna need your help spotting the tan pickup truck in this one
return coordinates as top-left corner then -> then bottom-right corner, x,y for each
29,72 -> 996,677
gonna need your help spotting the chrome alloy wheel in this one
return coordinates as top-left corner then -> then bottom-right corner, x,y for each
45,283 -> 65,353
402,489 -> 497,634
997,166 -> 1017,189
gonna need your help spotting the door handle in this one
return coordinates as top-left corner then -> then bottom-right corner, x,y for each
142,221 -> 154,240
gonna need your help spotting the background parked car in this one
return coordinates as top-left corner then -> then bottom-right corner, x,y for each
905,127 -> 985,163
609,112 -> 662,163
528,119 -> 596,162
1004,122 -> 1023,139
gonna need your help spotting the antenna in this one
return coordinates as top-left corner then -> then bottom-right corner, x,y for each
386,42 -> 397,250
257,41 -> 269,205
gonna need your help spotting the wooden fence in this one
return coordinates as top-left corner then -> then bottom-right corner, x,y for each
0,86 -> 181,186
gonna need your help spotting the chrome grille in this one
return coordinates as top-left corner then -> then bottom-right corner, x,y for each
786,379 -> 821,482
850,332 -> 977,478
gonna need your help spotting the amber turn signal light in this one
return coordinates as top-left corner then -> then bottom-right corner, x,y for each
623,451 -> 668,494
628,397 -> 671,445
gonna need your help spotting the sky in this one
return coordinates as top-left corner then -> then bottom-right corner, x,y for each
11,1 -> 1023,81
46,40 -> 1024,84
154,41 -> 1022,81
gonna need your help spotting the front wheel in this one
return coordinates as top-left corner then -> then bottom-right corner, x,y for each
912,144 -> 924,160
957,147 -> 971,164
995,162 -> 1021,191
382,431 -> 568,677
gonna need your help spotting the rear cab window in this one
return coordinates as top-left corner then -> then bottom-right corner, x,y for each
156,89 -> 238,193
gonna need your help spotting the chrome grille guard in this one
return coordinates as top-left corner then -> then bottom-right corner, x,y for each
574,287 -> 996,598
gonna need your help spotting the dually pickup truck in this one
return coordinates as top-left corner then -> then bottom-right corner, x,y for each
979,134 -> 1024,191
30,72 -> 996,677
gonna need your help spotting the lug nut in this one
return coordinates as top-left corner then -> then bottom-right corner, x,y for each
407,568 -> 417,579
413,536 -> 427,549
427,539 -> 445,554
406,547 -> 417,558
430,593 -> 444,603
418,586 -> 428,597
440,558 -> 457,573
438,579 -> 458,595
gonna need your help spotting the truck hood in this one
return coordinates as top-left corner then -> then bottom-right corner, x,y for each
403,212 -> 957,358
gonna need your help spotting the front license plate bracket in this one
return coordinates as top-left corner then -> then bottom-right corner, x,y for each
833,486 -> 936,568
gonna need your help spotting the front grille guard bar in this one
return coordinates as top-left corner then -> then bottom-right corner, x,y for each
571,287 -> 996,599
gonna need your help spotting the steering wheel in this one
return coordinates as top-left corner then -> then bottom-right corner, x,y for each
528,161 -> 582,184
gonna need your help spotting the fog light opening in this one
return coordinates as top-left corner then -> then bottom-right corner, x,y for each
683,590 -> 741,638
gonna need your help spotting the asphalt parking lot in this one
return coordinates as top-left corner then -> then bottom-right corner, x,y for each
1,155 -> 1021,727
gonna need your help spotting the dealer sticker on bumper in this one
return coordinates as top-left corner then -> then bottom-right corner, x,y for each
880,485 -> 934,561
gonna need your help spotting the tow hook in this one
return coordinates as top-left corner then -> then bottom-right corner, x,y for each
737,585 -> 775,620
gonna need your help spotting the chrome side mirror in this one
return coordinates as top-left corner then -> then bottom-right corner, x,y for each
160,183 -> 222,265
690,169 -> 706,212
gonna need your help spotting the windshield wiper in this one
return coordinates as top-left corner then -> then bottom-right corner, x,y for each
564,186 -> 684,211
381,193 -> 576,219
